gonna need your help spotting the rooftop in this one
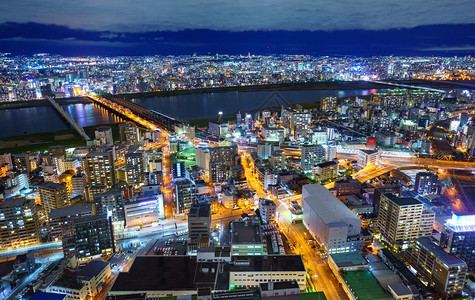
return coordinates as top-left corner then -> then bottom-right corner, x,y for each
383,193 -> 421,206
343,270 -> 389,300
77,260 -> 110,280
189,202 -> 211,218
316,160 -> 338,168
416,237 -> 466,267
231,218 -> 262,244
0,197 -> 34,208
49,203 -> 94,219
302,184 -> 361,225
330,252 -> 367,268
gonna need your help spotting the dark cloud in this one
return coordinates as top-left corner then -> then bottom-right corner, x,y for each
0,0 -> 474,32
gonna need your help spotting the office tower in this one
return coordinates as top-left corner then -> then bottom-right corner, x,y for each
119,122 -> 140,146
408,238 -> 467,298
258,199 -> 276,224
13,153 -> 31,173
94,185 -> 126,228
378,194 -> 435,250
302,184 -> 363,254
38,182 -> 70,215
320,96 -> 337,111
85,151 -> 116,189
357,149 -> 380,168
125,152 -> 144,186
414,172 -> 438,195
0,197 -> 40,249
312,160 -> 338,182
188,202 -> 211,250
94,126 -> 114,146
174,179 -> 197,214
71,173 -> 87,196
48,203 -> 94,242
73,214 -> 115,263
440,213 -> 475,272
300,144 -> 325,173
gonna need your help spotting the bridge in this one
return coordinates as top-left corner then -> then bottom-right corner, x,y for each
367,80 -> 446,93
46,97 -> 91,141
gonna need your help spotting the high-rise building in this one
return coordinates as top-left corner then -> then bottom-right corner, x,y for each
125,152 -> 145,186
94,126 -> 114,146
440,213 -> 475,272
320,97 -> 337,111
414,172 -> 438,195
0,197 -> 40,249
172,161 -> 186,179
38,182 -> 70,215
73,214 -> 115,263
302,184 -> 363,254
85,151 -> 116,189
334,176 -> 362,196
258,199 -> 276,224
256,141 -> 279,159
118,122 -> 140,146
270,150 -> 286,171
208,145 -> 238,183
174,179 -> 197,214
378,193 -> 435,250
300,144 -> 325,173
408,237 -> 467,298
188,202 -> 211,250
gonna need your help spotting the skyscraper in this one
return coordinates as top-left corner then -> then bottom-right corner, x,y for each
119,122 -> 140,146
175,179 -> 197,214
414,172 -> 438,195
188,202 -> 211,250
300,144 -> 325,173
440,213 -> 475,272
73,214 -> 115,263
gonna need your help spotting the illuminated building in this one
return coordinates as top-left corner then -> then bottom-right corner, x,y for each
300,144 -> 325,173
440,213 -> 475,272
188,202 -> 211,250
414,172 -> 438,195
12,153 -> 31,173
312,160 -> 338,182
85,151 -> 116,189
357,149 -> 380,168
302,184 -> 363,255
334,176 -> 361,196
38,182 -> 70,215
71,174 -> 87,196
125,152 -> 145,186
231,216 -> 266,256
258,198 -> 276,224
73,214 -> 115,263
94,126 -> 114,146
377,194 -> 435,250
174,179 -> 197,214
408,237 -> 467,298
94,185 -> 126,228
0,197 -> 40,249
48,203 -> 94,242
118,122 -> 140,146
320,96 -> 337,111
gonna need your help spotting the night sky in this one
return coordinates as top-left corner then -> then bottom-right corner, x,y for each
0,0 -> 474,56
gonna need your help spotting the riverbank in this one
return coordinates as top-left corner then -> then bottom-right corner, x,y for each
0,97 -> 91,110
120,79 -> 475,100
0,124 -> 120,154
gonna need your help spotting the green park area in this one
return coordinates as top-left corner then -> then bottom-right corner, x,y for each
172,145 -> 196,168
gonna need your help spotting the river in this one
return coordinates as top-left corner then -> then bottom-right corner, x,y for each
0,88 -> 384,138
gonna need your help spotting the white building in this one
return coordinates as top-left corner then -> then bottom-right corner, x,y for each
302,184 -> 363,255
300,144 -> 326,173
124,192 -> 164,227
258,199 -> 276,224
357,149 -> 380,168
